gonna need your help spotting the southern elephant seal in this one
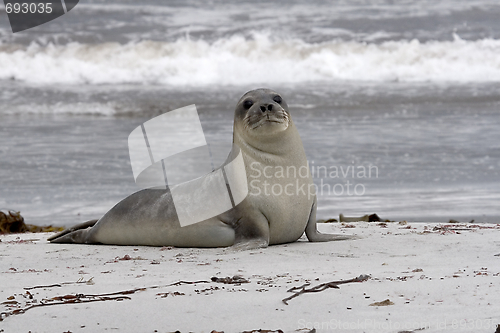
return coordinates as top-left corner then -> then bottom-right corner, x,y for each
49,89 -> 355,248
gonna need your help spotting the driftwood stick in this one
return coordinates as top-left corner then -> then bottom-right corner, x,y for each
24,278 -> 210,292
81,288 -> 146,298
146,280 -> 212,290
282,274 -> 370,305
166,280 -> 211,287
287,282 -> 311,292
433,226 -> 474,231
24,283 -> 62,290
24,277 -> 94,290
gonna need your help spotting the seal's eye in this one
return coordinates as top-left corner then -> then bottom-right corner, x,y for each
243,99 -> 254,109
273,95 -> 282,104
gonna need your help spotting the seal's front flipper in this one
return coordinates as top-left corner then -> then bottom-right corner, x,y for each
230,239 -> 269,252
305,198 -> 359,242
48,219 -> 98,243
230,207 -> 270,250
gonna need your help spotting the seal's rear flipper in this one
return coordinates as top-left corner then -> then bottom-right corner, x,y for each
48,219 -> 98,243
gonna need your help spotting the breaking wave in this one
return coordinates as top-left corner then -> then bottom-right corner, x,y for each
1,33 -> 500,85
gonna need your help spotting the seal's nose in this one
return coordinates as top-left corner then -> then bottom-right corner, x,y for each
260,104 -> 273,112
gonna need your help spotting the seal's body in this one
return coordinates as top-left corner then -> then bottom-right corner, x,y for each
49,89 -> 354,248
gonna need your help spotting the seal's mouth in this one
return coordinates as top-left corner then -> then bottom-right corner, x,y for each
245,110 -> 290,131
250,117 -> 287,130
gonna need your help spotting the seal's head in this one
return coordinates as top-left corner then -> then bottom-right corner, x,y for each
234,88 -> 290,137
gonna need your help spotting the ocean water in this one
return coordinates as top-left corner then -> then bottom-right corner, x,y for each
1,0 -> 499,226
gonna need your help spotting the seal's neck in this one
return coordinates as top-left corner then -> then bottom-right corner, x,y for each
233,121 -> 307,164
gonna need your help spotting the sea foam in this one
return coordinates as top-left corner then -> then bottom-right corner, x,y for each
1,33 -> 500,85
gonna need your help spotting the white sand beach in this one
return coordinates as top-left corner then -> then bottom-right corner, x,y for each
1,222 -> 499,333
